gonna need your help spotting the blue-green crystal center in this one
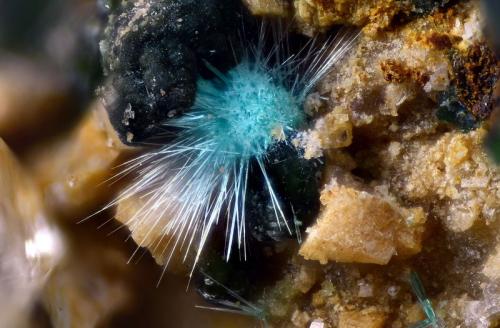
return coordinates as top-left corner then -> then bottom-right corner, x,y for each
192,61 -> 303,157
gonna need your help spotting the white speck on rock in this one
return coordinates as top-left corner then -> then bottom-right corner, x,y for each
310,320 -> 324,328
126,132 -> 134,143
358,280 -> 374,297
424,63 -> 450,93
122,103 -> 135,126
387,285 -> 400,297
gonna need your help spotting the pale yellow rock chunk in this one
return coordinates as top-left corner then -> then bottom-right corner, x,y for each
115,195 -> 169,263
294,107 -> 353,159
383,129 -> 500,232
300,185 -> 426,265
483,244 -> 500,280
115,194 -> 187,272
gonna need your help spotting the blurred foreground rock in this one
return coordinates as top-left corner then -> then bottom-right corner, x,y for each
42,222 -> 133,328
0,139 -> 62,327
0,58 -> 75,148
29,101 -> 137,219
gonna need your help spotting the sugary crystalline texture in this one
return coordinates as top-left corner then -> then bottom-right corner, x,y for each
300,184 -> 426,265
483,244 -> 500,280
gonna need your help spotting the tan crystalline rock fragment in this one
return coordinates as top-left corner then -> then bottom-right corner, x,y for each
115,195 -> 187,272
338,308 -> 387,328
294,107 -> 353,159
306,4 -> 487,144
300,185 -> 426,265
244,0 -> 289,16
381,129 -> 500,232
293,0 -> 402,35
483,244 -> 500,280
29,101 -> 136,217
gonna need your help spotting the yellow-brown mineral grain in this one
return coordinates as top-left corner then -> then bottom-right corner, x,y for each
483,244 -> 500,280
300,185 -> 426,265
293,0 -> 403,35
294,107 -> 353,159
244,0 -> 289,16
338,308 -> 387,328
379,129 -> 500,232
404,303 -> 426,325
114,194 -> 186,272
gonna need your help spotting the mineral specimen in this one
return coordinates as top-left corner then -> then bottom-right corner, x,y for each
250,1 -> 500,327
0,1 -> 497,327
